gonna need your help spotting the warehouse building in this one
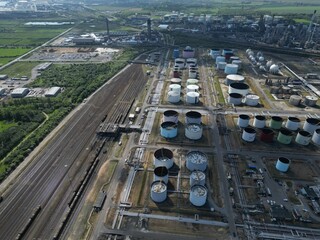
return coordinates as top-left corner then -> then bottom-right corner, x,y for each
44,87 -> 61,97
11,88 -> 29,98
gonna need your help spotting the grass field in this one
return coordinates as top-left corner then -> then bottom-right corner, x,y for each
0,62 -> 40,78
0,121 -> 17,132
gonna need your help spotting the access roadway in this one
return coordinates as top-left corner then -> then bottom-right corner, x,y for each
0,62 -> 147,239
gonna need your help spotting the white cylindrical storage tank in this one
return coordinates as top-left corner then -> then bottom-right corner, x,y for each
189,70 -> 197,78
186,84 -> 199,93
228,93 -> 242,105
210,49 -> 220,59
160,121 -> 178,139
295,130 -> 312,146
285,117 -> 300,131
215,56 -> 225,64
230,56 -> 240,61
170,78 -> 182,84
169,84 -> 181,93
224,64 -> 238,74
186,92 -> 200,104
312,129 -> 320,145
225,74 -> 245,85
242,127 -> 256,142
186,151 -> 208,171
186,111 -> 202,124
289,95 -> 302,106
154,148 -> 174,169
167,91 -> 180,103
163,110 -> 179,123
153,166 -> 169,184
244,94 -> 260,106
185,123 -> 203,140
237,114 -> 250,128
182,48 -> 195,58
276,157 -> 290,172
190,185 -> 207,207
303,118 -> 320,134
174,58 -> 185,69
186,58 -> 197,67
217,61 -> 227,70
222,48 -> 233,56
187,78 -> 199,85
232,60 -> 242,70
190,171 -> 206,187
305,96 -> 318,107
151,181 -> 167,203
253,115 -> 266,128
228,82 -> 249,96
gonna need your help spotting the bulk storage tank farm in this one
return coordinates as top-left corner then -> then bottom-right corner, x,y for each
154,148 -> 174,169
242,127 -> 256,142
185,123 -> 203,140
295,130 -> 312,146
160,122 -> 178,139
190,171 -> 206,187
167,91 -> 180,103
237,114 -> 250,128
186,92 -> 200,104
186,111 -> 202,124
276,157 -> 290,172
163,110 -> 179,123
285,117 -> 300,131
186,151 -> 208,171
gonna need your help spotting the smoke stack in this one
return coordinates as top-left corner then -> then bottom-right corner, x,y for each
106,18 -> 110,40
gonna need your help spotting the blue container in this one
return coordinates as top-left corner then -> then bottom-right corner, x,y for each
160,121 -> 178,138
173,49 -> 180,59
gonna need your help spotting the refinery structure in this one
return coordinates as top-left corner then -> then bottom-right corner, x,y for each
2,2 -> 320,240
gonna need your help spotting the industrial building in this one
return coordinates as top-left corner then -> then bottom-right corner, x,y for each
11,88 -> 29,98
44,87 -> 61,97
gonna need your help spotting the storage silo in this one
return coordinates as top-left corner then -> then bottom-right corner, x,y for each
295,130 -> 312,146
222,48 -> 233,56
190,185 -> 207,207
253,115 -> 266,128
167,91 -> 180,103
312,129 -> 320,145
270,116 -> 283,130
187,84 -> 199,93
189,70 -> 197,78
163,110 -> 179,123
289,95 -> 302,106
185,123 -> 203,140
215,56 -> 225,64
160,121 -> 178,139
232,60 -> 242,70
190,171 -> 206,187
151,181 -> 167,203
285,117 -> 300,131
276,157 -> 290,172
182,47 -> 195,58
217,61 -> 227,70
237,114 -> 250,128
224,64 -> 238,74
228,82 -> 249,96
228,93 -> 242,105
169,84 -> 181,93
154,148 -> 174,169
303,118 -> 320,134
174,58 -> 185,69
170,78 -> 182,84
260,128 -> 274,143
187,78 -> 199,85
230,56 -> 240,61
225,74 -> 245,85
186,111 -> 202,124
304,96 -> 318,107
277,129 -> 293,144
242,127 -> 256,142
173,49 -> 180,58
244,94 -> 260,106
186,58 -> 197,67
186,151 -> 208,171
186,92 -> 200,104
153,166 -> 169,184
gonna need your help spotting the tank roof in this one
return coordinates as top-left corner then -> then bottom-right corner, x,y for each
186,151 -> 207,164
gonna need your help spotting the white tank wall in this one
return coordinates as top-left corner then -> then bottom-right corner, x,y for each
244,95 -> 260,106
276,158 -> 290,172
232,60 -> 242,69
186,151 -> 208,171
169,84 -> 181,93
295,131 -> 311,145
217,61 -> 227,70
242,128 -> 256,142
163,112 -> 179,123
189,71 -> 197,78
190,185 -> 207,206
312,129 -> 320,145
160,124 -> 178,139
186,92 -> 200,104
216,56 -> 225,64
253,117 -> 266,128
285,118 -> 300,131
151,181 -> 167,203
237,115 -> 250,128
185,124 -> 203,140
228,84 -> 249,96
303,119 -> 320,134
167,91 -> 180,103
190,171 -> 206,187
224,64 -> 238,74
187,84 -> 199,93
228,94 -> 242,105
